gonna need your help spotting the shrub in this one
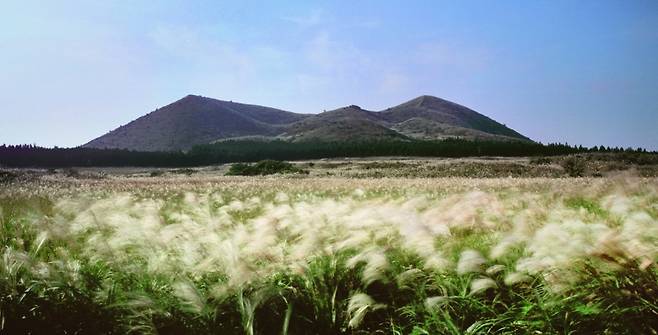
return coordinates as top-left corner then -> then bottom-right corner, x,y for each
561,156 -> 586,177
0,170 -> 17,184
529,157 -> 551,165
226,160 -> 307,176
63,168 -> 80,178
170,168 -> 196,176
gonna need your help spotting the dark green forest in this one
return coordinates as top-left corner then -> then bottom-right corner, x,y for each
0,140 -> 650,168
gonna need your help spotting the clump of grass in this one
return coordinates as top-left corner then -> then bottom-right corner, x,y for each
565,196 -> 608,217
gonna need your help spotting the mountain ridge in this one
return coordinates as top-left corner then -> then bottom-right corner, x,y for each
83,95 -> 530,152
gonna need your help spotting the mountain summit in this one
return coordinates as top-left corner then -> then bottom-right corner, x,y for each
83,95 -> 529,151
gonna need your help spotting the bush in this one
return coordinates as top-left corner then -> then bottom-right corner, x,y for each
561,156 -> 586,177
529,157 -> 552,165
226,160 -> 307,176
63,168 -> 79,178
170,168 -> 196,176
0,170 -> 17,184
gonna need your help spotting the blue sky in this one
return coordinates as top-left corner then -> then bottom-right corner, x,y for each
1,0 -> 657,149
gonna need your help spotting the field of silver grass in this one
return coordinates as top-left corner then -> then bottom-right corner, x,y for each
1,176 -> 657,334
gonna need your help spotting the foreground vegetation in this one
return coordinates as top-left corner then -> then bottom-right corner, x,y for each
1,175 -> 657,334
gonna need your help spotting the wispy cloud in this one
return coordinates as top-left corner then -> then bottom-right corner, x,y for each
282,8 -> 326,27
414,42 -> 491,73
148,25 -> 252,69
145,24 -> 298,101
354,19 -> 381,29
378,71 -> 410,94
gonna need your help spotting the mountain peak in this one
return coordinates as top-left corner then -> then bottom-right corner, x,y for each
180,94 -> 206,101
384,96 -> 530,141
410,95 -> 450,107
174,94 -> 211,106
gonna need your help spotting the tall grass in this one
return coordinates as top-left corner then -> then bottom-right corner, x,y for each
1,177 -> 657,334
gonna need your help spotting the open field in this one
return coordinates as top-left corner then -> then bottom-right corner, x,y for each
2,153 -> 658,181
1,163 -> 657,334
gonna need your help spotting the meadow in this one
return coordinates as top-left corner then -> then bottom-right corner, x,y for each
1,170 -> 657,334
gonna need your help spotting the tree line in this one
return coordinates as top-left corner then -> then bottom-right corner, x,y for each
0,140 -> 651,168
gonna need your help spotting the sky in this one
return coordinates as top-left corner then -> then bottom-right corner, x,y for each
1,0 -> 657,150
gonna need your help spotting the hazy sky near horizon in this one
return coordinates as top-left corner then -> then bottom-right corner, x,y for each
1,0 -> 657,149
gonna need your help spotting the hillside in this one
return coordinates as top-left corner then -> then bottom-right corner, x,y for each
389,118 -> 521,141
83,95 -> 308,152
83,95 -> 529,151
281,105 -> 405,141
381,95 -> 529,140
